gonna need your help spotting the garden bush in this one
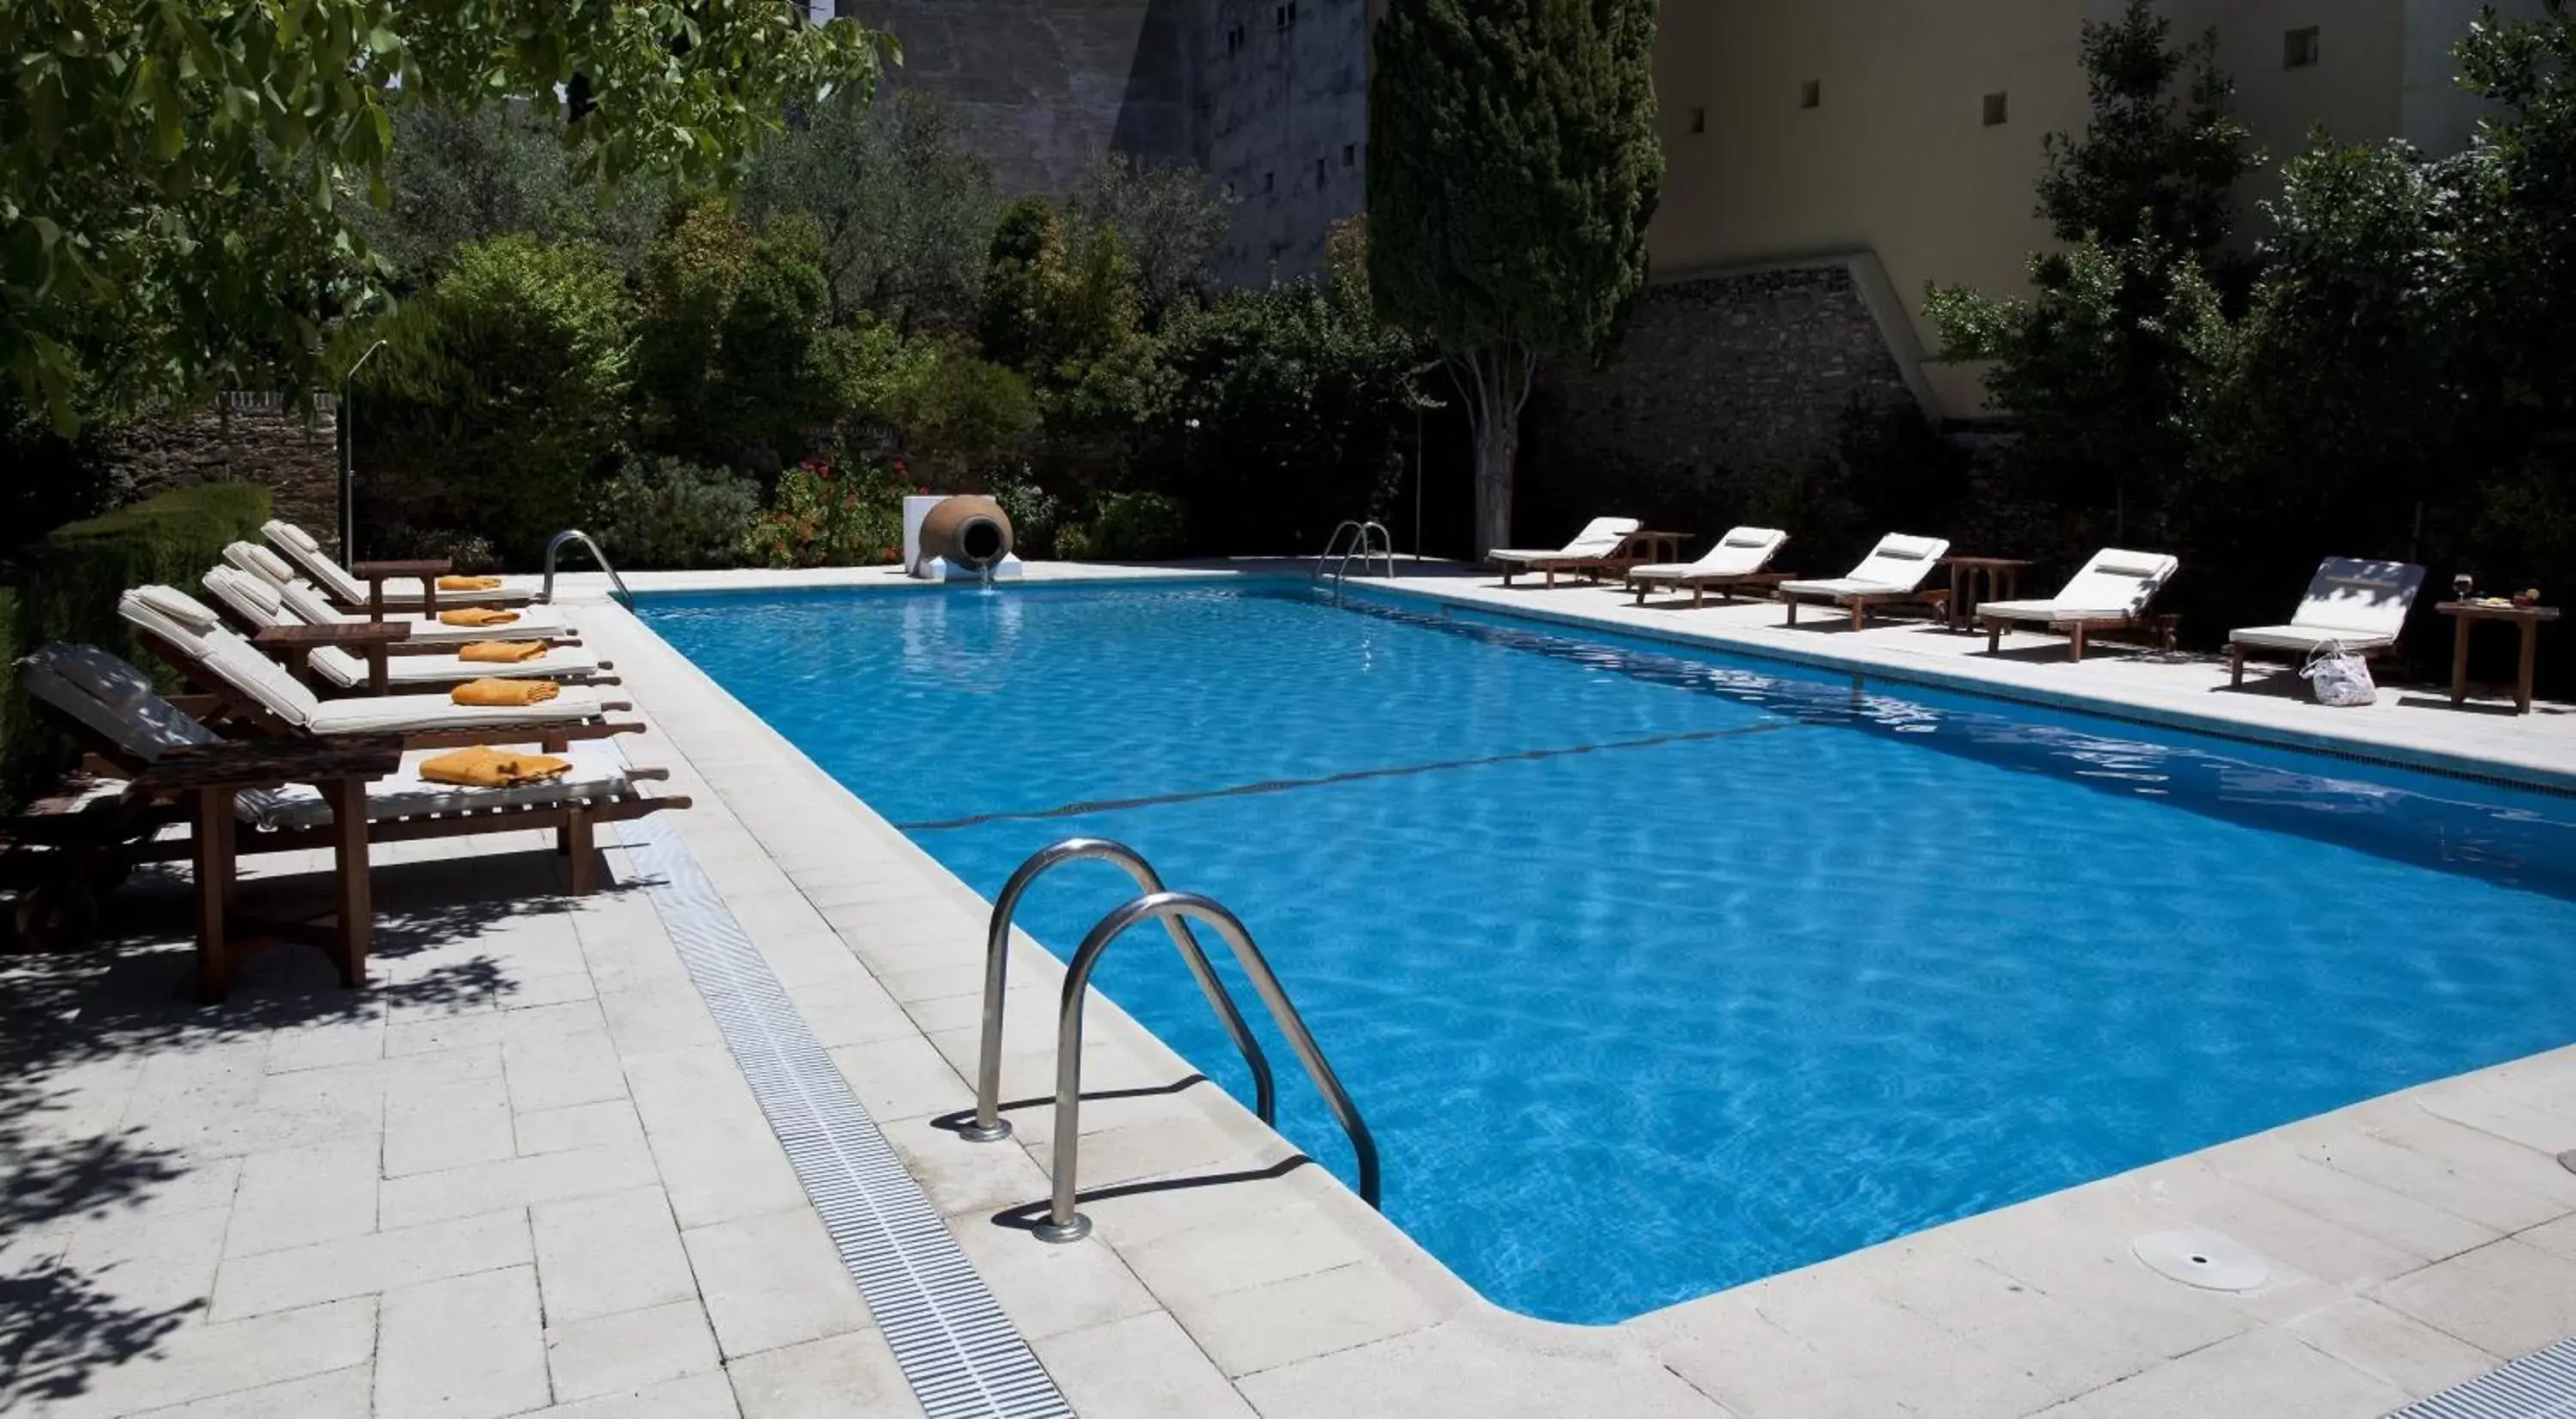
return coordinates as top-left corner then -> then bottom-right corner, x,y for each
987,477 -> 1062,559
1058,491 -> 1188,562
360,234 -> 634,563
740,457 -> 908,569
3,484 -> 272,802
586,456 -> 763,569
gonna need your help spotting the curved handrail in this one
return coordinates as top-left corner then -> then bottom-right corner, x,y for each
540,529 -> 635,609
1035,890 -> 1380,1243
962,839 -> 1276,1144
1313,521 -> 1365,583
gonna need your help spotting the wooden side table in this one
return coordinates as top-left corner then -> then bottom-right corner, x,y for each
1625,530 -> 1692,567
350,557 -> 453,619
2437,601 -> 2559,714
1941,556 -> 2033,632
131,736 -> 403,1002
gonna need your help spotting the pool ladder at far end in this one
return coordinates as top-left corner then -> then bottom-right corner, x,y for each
962,837 -> 1382,1243
540,529 -> 635,610
1314,520 -> 1396,600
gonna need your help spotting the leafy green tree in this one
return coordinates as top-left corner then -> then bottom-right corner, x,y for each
1065,152 -> 1230,330
634,199 -> 847,470
361,100 -> 668,288
976,197 -> 1157,435
1368,0 -> 1662,553
3,0 -> 883,430
743,91 -> 999,332
1926,0 -> 2255,541
359,234 -> 635,558
2182,142 -> 2464,568
1153,220 -> 1437,553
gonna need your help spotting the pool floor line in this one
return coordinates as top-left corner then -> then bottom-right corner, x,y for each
893,719 -> 1807,831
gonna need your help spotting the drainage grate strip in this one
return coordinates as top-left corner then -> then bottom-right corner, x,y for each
620,813 -> 1072,1419
2389,1336 -> 2576,1418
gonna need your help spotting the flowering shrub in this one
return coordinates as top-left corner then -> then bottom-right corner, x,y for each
739,456 -> 908,569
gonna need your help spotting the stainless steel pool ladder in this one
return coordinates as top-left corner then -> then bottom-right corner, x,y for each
963,837 -> 1382,1243
1314,520 -> 1395,595
539,529 -> 635,610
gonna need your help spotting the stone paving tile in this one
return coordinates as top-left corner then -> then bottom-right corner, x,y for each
823,1034 -> 972,1121
1741,1261 -> 2062,1419
125,1363 -> 374,1417
503,1027 -> 629,1116
680,1208 -> 872,1360
514,1099 -> 648,1158
643,1117 -> 811,1232
1235,1318 -> 1726,1419
543,1299 -> 721,1402
376,1138 -> 659,1230
2057,1329 -> 2407,1419
55,1202 -> 232,1317
374,1264 -> 550,1419
1163,1259 -> 1443,1379
944,1216 -> 1160,1342
1035,1310 -> 1261,1419
2284,1296 -> 2500,1398
2296,1124 -> 2576,1233
1118,1201 -> 1371,1306
726,1330 -> 923,1419
383,1071 -> 515,1178
2374,1236 -> 2576,1358
619,1045 -> 766,1139
529,1371 -> 740,1418
2208,1138 -> 2501,1265
222,1136 -> 380,1258
22,1296 -> 378,1419
1861,1239 -> 2166,1405
532,1186 -> 697,1324
2129,1160 -> 2428,1288
209,1208 -> 531,1321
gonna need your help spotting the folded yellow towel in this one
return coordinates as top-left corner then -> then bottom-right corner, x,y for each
438,575 -> 504,592
420,746 -> 575,789
459,640 -> 547,664
439,606 -> 521,627
450,678 -> 560,708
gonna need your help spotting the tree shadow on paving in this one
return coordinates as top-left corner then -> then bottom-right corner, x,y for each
0,843 -> 647,1406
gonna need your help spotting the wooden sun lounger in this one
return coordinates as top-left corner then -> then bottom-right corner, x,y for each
203,590 -> 614,698
1783,586 -> 1952,631
128,619 -> 646,755
1977,610 -> 2179,662
1626,569 -> 1801,608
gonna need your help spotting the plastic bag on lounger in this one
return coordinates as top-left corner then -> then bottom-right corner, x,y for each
2300,640 -> 2377,707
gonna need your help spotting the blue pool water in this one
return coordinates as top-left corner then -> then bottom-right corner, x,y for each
641,582 -> 2576,1325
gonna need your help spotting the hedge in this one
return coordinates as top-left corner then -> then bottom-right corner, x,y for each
2,483 -> 274,807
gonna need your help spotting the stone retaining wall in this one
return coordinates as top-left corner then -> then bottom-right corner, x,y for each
110,393 -> 340,552
1519,262 -> 1923,539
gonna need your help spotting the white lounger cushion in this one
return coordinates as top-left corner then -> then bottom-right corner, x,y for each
264,520 -> 532,607
120,588 -> 603,733
309,643 -> 600,690
2229,558 -> 2424,651
201,564 -> 598,686
1631,527 -> 1788,581
242,742 -> 631,831
1782,534 -> 1949,597
1490,516 -> 1642,564
227,545 -> 573,643
1980,547 -> 2178,623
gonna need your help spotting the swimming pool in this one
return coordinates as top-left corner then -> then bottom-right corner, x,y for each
641,580 -> 2576,1325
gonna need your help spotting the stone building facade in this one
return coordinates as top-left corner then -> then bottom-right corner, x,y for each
837,0 -> 1369,286
110,393 -> 340,551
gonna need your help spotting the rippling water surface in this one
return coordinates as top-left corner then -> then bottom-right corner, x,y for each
642,582 -> 2576,1324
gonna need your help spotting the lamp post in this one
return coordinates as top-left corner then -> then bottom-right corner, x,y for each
339,339 -> 387,560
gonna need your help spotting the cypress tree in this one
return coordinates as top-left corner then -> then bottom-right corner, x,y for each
1368,0 -> 1662,554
